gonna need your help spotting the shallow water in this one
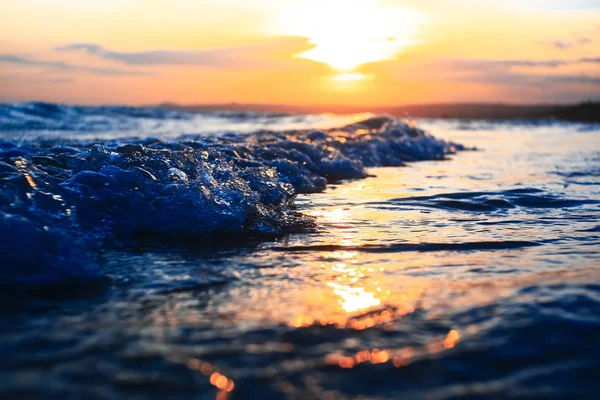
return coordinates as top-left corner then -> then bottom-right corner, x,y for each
1,107 -> 600,399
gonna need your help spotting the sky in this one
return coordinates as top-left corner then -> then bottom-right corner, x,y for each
0,0 -> 599,106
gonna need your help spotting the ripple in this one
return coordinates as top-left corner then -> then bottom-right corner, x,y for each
383,188 -> 599,212
1,116 -> 599,399
272,240 -> 542,254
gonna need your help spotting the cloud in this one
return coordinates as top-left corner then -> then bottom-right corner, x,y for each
580,57 -> 600,63
438,57 -> 600,87
541,37 -> 592,49
0,73 -> 73,84
54,37 -> 323,70
442,56 -> 600,70
361,56 -> 600,92
552,75 -> 600,84
0,55 -> 151,76
402,57 -> 593,78
492,59 -> 570,68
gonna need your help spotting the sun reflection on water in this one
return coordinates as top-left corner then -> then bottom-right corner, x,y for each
291,250 -> 428,331
327,281 -> 381,313
324,328 -> 461,370
187,358 -> 235,398
318,207 -> 354,226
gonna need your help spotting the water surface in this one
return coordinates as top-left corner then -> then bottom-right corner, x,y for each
1,108 -> 599,399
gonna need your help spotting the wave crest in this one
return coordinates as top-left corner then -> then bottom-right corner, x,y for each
0,116 -> 464,285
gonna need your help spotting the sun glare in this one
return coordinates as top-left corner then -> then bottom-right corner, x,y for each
276,0 -> 426,71
332,73 -> 371,82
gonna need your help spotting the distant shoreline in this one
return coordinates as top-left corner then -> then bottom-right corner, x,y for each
159,101 -> 600,123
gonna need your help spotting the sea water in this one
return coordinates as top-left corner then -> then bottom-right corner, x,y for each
0,103 -> 599,399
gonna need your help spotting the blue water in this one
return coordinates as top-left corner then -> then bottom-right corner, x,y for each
1,103 -> 599,399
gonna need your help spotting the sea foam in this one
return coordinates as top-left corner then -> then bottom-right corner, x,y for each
0,112 -> 464,285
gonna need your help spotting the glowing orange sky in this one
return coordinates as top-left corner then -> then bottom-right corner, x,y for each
0,0 -> 599,105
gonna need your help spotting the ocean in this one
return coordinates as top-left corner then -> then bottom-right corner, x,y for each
1,102 -> 599,399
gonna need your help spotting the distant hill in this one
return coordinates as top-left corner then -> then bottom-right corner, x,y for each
159,101 -> 600,122
546,101 -> 600,123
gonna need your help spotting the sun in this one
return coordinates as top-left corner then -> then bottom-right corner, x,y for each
275,0 -> 426,72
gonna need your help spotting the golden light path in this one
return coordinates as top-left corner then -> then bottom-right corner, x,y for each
150,164 -> 600,394
276,0 -> 427,76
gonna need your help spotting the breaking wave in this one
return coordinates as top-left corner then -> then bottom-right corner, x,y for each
0,108 -> 465,286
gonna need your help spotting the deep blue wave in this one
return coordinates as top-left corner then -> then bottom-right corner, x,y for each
0,114 -> 464,286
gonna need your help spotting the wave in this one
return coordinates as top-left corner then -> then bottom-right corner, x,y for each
379,188 -> 600,212
0,102 -> 376,140
0,102 -> 192,132
0,114 -> 464,286
418,118 -> 600,133
270,240 -> 542,254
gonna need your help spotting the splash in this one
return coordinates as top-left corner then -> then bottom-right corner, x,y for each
0,112 -> 464,286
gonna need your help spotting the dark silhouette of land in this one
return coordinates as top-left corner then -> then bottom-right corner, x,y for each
159,101 -> 600,122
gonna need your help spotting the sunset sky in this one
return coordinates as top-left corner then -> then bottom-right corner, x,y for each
1,0 -> 599,106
